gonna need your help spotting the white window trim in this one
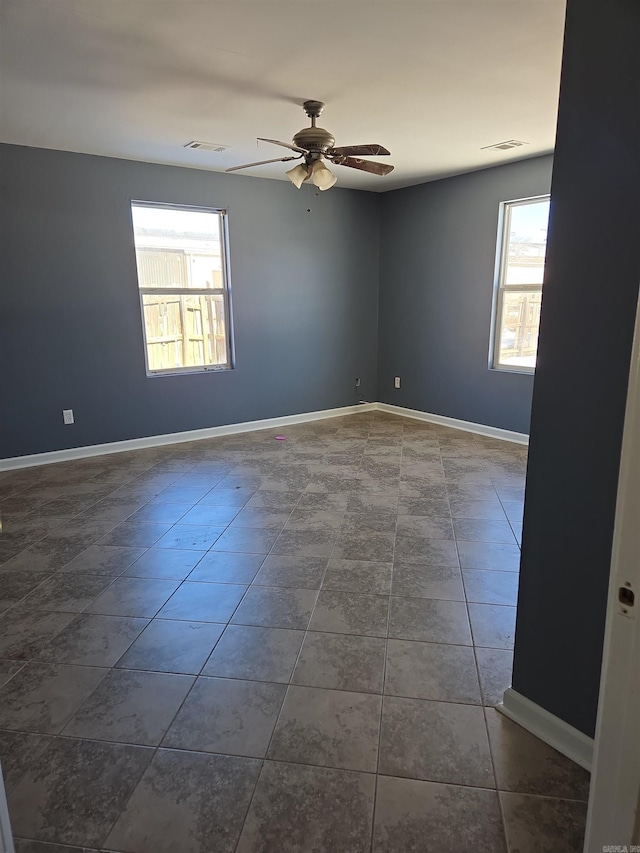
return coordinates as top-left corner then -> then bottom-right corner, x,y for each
131,201 -> 234,377
490,194 -> 549,375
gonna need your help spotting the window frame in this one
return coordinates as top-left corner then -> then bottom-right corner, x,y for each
131,200 -> 234,377
490,193 -> 550,375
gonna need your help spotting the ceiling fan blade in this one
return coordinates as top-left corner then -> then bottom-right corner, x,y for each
330,144 -> 391,157
225,155 -> 300,173
336,157 -> 395,176
257,137 -> 308,154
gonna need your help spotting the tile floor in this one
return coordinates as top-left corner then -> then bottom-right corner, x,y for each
0,411 -> 590,852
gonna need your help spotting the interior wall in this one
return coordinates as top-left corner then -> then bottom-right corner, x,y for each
377,155 -> 554,434
512,0 -> 640,737
0,144 -> 380,459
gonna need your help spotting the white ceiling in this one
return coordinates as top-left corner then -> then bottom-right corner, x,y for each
0,0 -> 566,192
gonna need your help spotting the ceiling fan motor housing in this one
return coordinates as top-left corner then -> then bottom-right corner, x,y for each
293,126 -> 335,153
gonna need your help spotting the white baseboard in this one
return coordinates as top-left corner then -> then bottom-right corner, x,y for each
0,400 -> 529,472
498,687 -> 594,771
376,402 -> 529,445
0,403 -> 377,472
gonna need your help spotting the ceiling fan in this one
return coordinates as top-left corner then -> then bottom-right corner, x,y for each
226,100 -> 394,191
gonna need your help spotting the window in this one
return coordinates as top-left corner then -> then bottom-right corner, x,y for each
131,202 -> 233,375
491,195 -> 550,372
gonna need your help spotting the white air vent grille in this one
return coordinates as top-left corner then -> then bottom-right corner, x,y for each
481,139 -> 529,151
184,141 -> 228,152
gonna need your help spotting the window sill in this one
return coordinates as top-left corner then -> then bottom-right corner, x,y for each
146,365 -> 233,378
489,365 -> 535,376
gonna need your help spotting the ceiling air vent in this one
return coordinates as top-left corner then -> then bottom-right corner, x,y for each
481,140 -> 529,151
183,141 -> 228,153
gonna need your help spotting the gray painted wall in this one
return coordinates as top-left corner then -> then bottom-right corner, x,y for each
377,155 -> 553,434
0,144 -> 380,459
512,0 -> 640,738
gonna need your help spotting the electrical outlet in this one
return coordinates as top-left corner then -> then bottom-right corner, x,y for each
355,378 -> 361,387
62,409 -> 74,425
394,376 -> 401,389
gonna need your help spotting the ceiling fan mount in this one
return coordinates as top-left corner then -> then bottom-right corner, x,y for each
226,100 -> 394,189
302,100 -> 325,120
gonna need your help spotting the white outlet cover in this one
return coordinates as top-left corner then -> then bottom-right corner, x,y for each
62,409 -> 74,424
394,377 -> 401,388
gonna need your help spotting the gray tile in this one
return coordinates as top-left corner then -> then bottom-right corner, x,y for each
58,544 -> 146,575
271,529 -> 337,558
248,490 -> 302,509
117,619 -> 224,674
0,608 -> 76,660
494,484 -> 525,502
339,510 -> 396,536
63,669 -> 194,745
346,494 -> 398,518
0,571 -> 53,610
396,515 -> 454,540
38,613 -> 147,666
164,676 -> 285,757
187,550 -> 264,583
373,775 -> 506,853
510,520 -> 523,543
105,749 -> 261,853
385,640 -> 481,704
253,555 -> 328,589
501,500 -> 524,523
391,562 -> 464,600
153,485 -> 212,503
447,480 -> 499,502
0,659 -> 24,689
485,708 -> 591,799
155,524 -> 226,550
322,558 -> 392,594
231,506 -> 292,529
389,597 -> 472,644
295,492 -> 350,512
397,496 -> 450,517
123,548 -> 205,579
309,590 -> 389,637
127,502 -> 192,524
449,498 -> 506,519
0,730 -> 53,792
179,504 -> 242,526
457,540 -> 521,571
158,581 -> 246,622
379,696 -> 494,787
98,521 -> 172,548
468,603 -> 517,649
8,737 -> 152,848
14,841 -> 100,852
0,663 -> 107,733
500,792 -> 587,853
231,586 -> 317,630
197,487 -> 255,506
211,526 -> 279,554
82,576 -> 179,617
269,685 -> 381,772
292,632 -> 385,693
332,528 -> 395,562
395,537 -> 459,567
20,573 -> 116,612
463,569 -> 519,605
236,761 -> 375,852
453,517 -> 516,543
202,625 -> 304,682
476,647 -> 513,706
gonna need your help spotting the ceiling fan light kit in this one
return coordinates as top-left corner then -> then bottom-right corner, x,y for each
285,162 -> 311,189
227,100 -> 394,190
